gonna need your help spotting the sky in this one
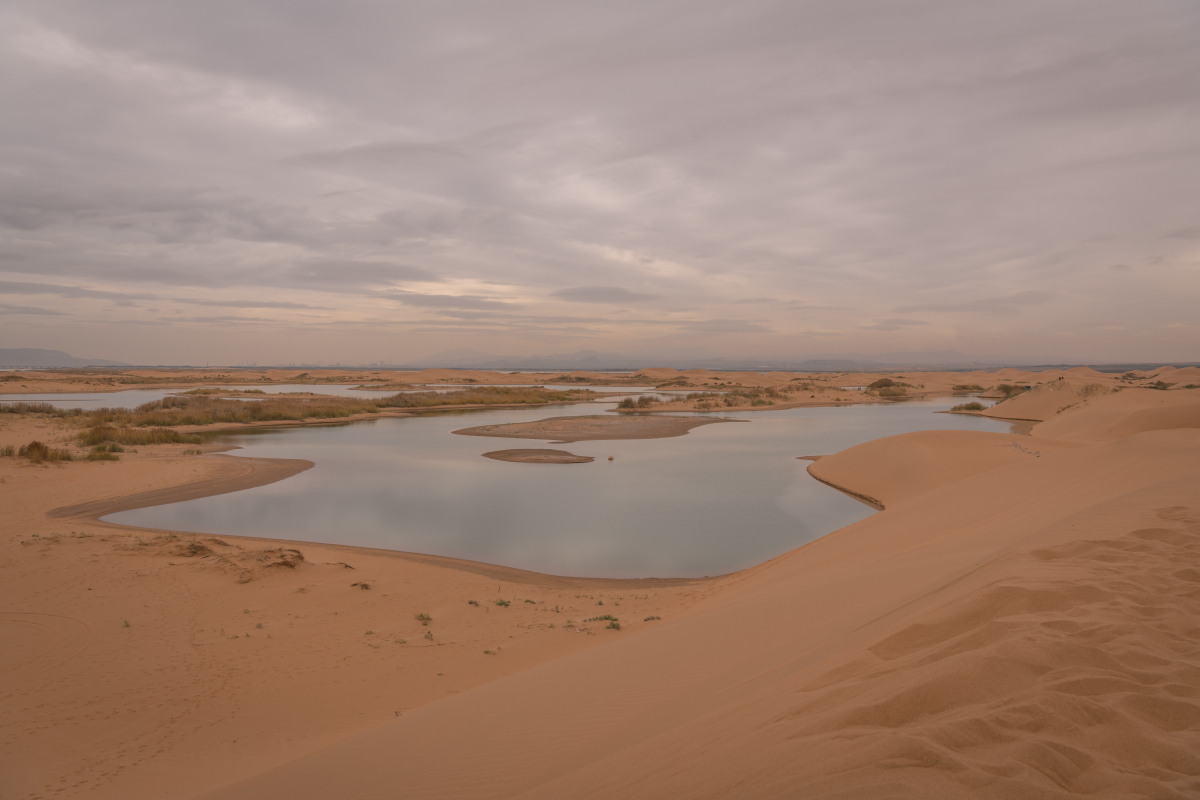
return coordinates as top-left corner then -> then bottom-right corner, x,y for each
1,0 -> 1198,366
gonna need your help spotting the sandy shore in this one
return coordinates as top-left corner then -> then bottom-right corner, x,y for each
2,377 -> 1199,799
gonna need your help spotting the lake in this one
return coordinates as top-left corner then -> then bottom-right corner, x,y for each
105,398 -> 1015,578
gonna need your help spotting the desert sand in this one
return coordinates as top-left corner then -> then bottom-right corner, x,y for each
2,373 -> 1198,799
453,413 -> 736,442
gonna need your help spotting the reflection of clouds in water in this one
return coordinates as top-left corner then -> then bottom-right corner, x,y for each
108,399 -> 1012,578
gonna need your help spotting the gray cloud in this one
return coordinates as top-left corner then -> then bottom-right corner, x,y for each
897,291 -> 1057,314
860,319 -> 928,331
175,298 -> 333,310
386,291 -> 516,310
1162,226 -> 1200,241
0,279 -> 156,301
551,286 -> 661,304
0,1 -> 1197,363
679,319 -> 774,334
0,303 -> 68,315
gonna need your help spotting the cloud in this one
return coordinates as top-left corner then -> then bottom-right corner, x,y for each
385,291 -> 516,310
1162,226 -> 1200,241
0,303 -> 68,315
0,2 -> 1197,362
551,286 -> 661,304
286,260 -> 441,287
175,298 -> 333,310
859,318 -> 928,331
679,319 -> 773,334
897,291 -> 1057,314
0,280 -> 156,301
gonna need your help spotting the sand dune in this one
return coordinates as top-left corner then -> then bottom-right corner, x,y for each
3,380 -> 1198,799
807,430 -> 1077,508
199,397 -> 1200,799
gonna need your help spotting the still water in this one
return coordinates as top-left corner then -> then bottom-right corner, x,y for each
107,398 -> 1014,578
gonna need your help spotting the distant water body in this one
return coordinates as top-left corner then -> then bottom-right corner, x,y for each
106,398 -> 1015,578
0,383 -> 672,410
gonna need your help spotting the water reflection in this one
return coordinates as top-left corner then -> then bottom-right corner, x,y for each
106,398 -> 1014,578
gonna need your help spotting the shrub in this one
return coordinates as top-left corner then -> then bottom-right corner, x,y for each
644,616 -> 661,622
867,378 -> 897,390
86,448 -> 120,461
414,613 -> 432,625
0,445 -> 14,457
994,384 -> 1027,400
18,441 -> 73,463
78,426 -> 201,446
585,614 -> 618,622
951,402 -> 986,412
876,387 -> 907,397
953,384 -> 985,391
494,599 -> 509,607
468,599 -> 479,606
1149,381 -> 1175,391
606,620 -> 621,630
0,402 -> 61,415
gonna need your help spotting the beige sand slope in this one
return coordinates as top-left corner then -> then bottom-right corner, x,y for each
199,391 -> 1200,799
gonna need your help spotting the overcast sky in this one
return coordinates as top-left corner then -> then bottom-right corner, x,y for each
2,0 -> 1198,365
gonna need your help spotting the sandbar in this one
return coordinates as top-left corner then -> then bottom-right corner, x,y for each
482,448 -> 594,464
453,414 -> 735,443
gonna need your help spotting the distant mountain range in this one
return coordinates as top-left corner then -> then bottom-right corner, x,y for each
402,349 -> 1006,371
0,348 -> 130,367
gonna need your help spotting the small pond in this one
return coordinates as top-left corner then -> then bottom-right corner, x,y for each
105,398 -> 1015,578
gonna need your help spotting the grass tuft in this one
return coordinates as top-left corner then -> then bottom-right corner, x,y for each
18,441 -> 73,463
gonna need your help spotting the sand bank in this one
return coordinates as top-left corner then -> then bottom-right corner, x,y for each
482,448 -> 594,464
453,414 -> 736,443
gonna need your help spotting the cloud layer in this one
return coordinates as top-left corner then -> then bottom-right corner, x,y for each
1,0 -> 1198,364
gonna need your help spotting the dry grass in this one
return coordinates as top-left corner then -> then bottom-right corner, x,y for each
17,441 -> 74,463
77,426 -> 202,446
3,388 -> 596,444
